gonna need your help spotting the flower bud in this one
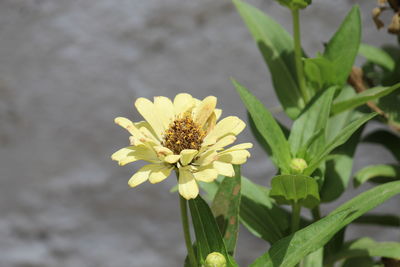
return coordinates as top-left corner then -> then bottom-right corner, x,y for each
290,158 -> 308,174
205,252 -> 227,267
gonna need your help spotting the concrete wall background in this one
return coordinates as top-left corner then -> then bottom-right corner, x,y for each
0,0 -> 398,266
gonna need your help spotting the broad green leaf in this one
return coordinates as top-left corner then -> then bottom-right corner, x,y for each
233,80 -> 292,173
320,87 -> 365,202
376,90 -> 400,130
324,6 -> 361,85
325,238 -> 400,265
233,0 -> 304,118
289,87 -> 336,157
270,175 -> 320,209
250,181 -> 400,267
240,177 -> 289,244
303,247 -> 323,267
304,112 -> 377,175
331,83 -> 400,115
211,165 -> 241,255
304,56 -> 337,91
362,129 -> 400,161
188,196 -> 230,265
353,164 -> 400,187
353,213 -> 400,227
359,43 -> 395,71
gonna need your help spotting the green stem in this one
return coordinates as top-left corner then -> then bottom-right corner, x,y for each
292,8 -> 309,103
178,180 -> 198,267
291,202 -> 301,233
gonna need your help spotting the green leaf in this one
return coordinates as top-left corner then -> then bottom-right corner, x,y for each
341,257 -> 379,267
324,6 -> 361,85
304,112 -> 377,175
303,247 -> 323,267
353,213 -> 400,227
320,87 -> 365,202
331,83 -> 400,115
240,177 -> 289,244
304,56 -> 337,91
362,129 -> 400,161
233,79 -> 292,173
211,165 -> 241,255
250,181 -> 400,267
233,0 -> 304,118
270,174 -> 320,209
359,43 -> 395,71
289,87 -> 336,157
376,89 -> 400,130
353,164 -> 400,187
325,238 -> 400,265
188,196 -> 230,265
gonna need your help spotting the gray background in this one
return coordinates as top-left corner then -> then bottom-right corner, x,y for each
0,0 -> 398,266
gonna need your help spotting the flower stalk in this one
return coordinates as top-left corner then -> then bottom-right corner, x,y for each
179,192 -> 198,267
292,8 -> 309,103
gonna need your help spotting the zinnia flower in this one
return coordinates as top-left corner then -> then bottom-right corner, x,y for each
111,94 -> 252,200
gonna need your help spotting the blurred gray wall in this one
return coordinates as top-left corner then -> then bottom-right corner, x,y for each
0,0 -> 398,266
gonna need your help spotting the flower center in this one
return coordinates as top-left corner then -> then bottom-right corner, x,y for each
163,115 -> 205,155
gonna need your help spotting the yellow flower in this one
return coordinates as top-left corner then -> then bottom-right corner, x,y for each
111,94 -> 252,200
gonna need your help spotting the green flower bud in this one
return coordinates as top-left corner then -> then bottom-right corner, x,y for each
290,158 -> 308,174
205,252 -> 227,267
276,0 -> 312,10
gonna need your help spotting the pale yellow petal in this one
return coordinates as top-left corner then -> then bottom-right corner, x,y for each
203,112 -> 217,136
164,154 -> 181,164
218,150 -> 251,164
174,93 -> 195,116
154,96 -> 175,129
128,165 -> 153,187
214,109 -> 222,120
224,143 -> 253,152
180,149 -> 198,166
204,116 -> 245,144
178,169 -> 199,200
154,146 -> 173,158
209,135 -> 236,151
193,96 -> 217,126
193,167 -> 218,182
111,146 -> 135,161
134,121 -> 160,143
148,165 -> 173,184
117,145 -> 160,166
115,117 -> 145,139
213,161 -> 235,177
194,150 -> 218,166
135,98 -> 165,139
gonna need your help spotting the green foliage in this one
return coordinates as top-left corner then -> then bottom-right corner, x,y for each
323,6 -> 361,86
359,44 -> 395,71
269,175 -> 320,209
233,0 -> 303,119
353,164 -> 400,187
211,166 -> 241,255
325,238 -> 400,265
233,79 -> 292,173
275,0 -> 312,10
250,181 -> 400,267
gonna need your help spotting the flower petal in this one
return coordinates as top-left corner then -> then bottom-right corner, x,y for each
154,96 -> 175,129
193,96 -> 217,127
180,149 -> 198,166
193,167 -> 218,182
204,116 -> 245,144
174,93 -> 195,116
194,150 -> 218,166
114,145 -> 160,166
128,165 -> 154,187
178,169 -> 199,200
135,98 -> 165,139
111,146 -> 136,161
148,165 -> 173,184
218,150 -> 251,164
164,154 -> 181,164
134,121 -> 160,143
213,161 -> 235,177
209,135 -> 237,151
115,117 -> 145,139
224,143 -> 253,152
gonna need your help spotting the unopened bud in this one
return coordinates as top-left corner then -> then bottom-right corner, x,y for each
290,158 -> 308,174
205,252 -> 226,267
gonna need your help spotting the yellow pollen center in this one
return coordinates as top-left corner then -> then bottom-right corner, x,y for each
163,116 -> 205,155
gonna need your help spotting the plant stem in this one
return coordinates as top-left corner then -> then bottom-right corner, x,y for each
179,190 -> 198,267
311,205 -> 321,221
292,8 -> 309,103
291,202 -> 301,233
